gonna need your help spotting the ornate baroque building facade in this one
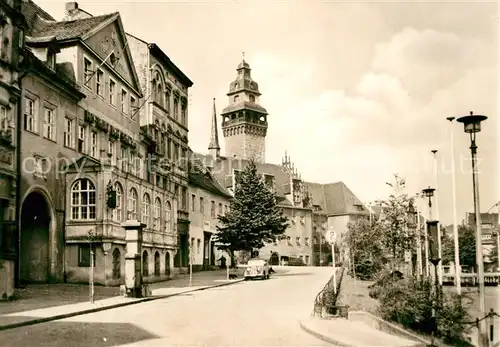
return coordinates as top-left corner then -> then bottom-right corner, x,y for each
6,0 -> 192,290
0,0 -> 25,299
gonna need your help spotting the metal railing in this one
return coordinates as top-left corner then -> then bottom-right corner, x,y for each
313,266 -> 348,318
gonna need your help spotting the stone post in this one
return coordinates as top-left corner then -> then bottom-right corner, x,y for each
122,220 -> 145,298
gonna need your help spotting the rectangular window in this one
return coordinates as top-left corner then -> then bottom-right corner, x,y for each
121,146 -> 128,172
42,107 -> 56,141
200,197 -> 204,215
173,98 -> 178,119
129,153 -> 136,175
24,98 -> 36,132
77,125 -> 86,153
96,69 -> 104,96
181,187 -> 187,210
0,105 -> 9,130
296,237 -> 301,246
108,141 -> 116,165
218,203 -> 222,216
90,131 -> 98,158
121,89 -> 128,113
130,96 -> 136,118
165,92 -> 170,110
78,244 -> 96,267
191,194 -> 196,212
109,79 -> 116,106
211,201 -> 215,218
305,237 -> 310,246
167,139 -> 172,159
181,104 -> 186,125
174,144 -> 179,161
83,57 -> 92,89
64,118 -> 74,148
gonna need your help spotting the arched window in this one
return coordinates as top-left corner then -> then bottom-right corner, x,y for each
165,91 -> 171,110
165,201 -> 172,232
249,95 -> 255,103
154,251 -> 160,276
157,83 -> 163,107
112,248 -> 121,279
154,197 -> 161,230
71,179 -> 96,220
128,188 -> 138,220
151,79 -> 157,102
113,182 -> 123,222
142,250 -> 149,277
142,193 -> 151,226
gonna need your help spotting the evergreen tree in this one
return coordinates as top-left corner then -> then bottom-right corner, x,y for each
213,159 -> 289,260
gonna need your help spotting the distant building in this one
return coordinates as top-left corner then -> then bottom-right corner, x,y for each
188,157 -> 232,270
194,59 -> 369,266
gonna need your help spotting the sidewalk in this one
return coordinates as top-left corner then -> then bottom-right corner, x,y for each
300,316 -> 424,347
0,269 -> 244,331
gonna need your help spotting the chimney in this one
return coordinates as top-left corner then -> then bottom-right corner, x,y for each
64,2 -> 92,21
65,2 -> 78,12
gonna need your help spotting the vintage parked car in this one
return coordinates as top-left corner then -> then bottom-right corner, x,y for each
244,259 -> 270,280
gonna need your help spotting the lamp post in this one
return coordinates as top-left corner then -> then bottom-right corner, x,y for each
447,117 -> 462,295
415,193 -> 423,279
457,111 -> 488,347
422,187 -> 435,280
431,150 -> 443,285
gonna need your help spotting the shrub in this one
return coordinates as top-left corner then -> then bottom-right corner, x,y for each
377,277 -> 472,344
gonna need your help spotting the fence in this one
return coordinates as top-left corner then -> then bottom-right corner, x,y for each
313,266 -> 347,318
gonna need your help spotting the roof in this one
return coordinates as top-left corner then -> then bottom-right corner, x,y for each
149,43 -> 193,87
303,181 -> 369,216
221,101 -> 268,115
29,13 -> 117,43
22,0 -> 55,35
188,171 -> 232,199
23,49 -> 85,100
193,152 -> 366,216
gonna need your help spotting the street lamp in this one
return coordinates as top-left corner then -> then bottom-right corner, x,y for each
457,111 -> 488,347
422,187 -> 435,279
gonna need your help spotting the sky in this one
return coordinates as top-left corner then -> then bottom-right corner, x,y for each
38,0 -> 499,226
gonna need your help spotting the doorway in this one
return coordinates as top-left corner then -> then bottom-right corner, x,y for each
270,252 -> 280,266
20,191 -> 51,283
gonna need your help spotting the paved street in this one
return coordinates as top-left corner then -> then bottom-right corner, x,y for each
0,267 -> 334,347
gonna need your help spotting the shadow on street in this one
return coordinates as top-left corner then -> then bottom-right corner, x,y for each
0,321 -> 159,347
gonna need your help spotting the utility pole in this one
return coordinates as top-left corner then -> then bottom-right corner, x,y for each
447,117 -> 461,295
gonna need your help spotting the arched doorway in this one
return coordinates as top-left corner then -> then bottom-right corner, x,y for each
154,251 -> 160,276
165,252 -> 170,276
270,252 -> 279,266
20,191 -> 51,283
112,248 -> 121,279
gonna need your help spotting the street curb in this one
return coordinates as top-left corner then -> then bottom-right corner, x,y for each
0,279 -> 244,331
299,319 -> 355,347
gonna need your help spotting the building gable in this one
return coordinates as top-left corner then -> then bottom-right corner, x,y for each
82,16 -> 142,94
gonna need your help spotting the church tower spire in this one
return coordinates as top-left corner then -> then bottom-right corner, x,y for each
208,97 -> 220,160
221,57 -> 268,162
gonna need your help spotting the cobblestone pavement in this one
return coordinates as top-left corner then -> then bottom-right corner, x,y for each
0,267 -> 333,347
